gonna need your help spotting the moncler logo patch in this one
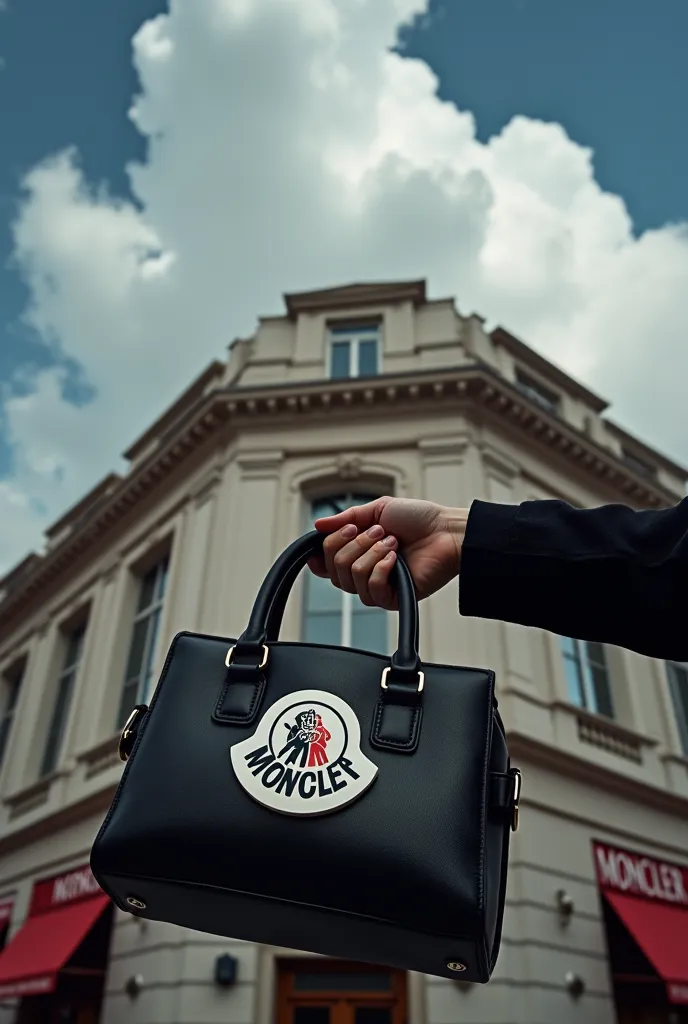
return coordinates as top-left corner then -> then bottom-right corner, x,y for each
230,690 -> 378,816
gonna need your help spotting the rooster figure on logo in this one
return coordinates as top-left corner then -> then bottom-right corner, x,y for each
278,709 -> 331,768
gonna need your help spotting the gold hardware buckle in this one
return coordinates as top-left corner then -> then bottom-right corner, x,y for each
511,768 -> 522,832
380,667 -> 425,694
119,706 -> 147,763
225,644 -> 269,670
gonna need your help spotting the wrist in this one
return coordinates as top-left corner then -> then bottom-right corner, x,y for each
440,506 -> 469,574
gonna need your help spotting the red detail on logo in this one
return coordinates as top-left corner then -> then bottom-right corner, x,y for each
307,714 -> 331,767
278,708 -> 332,769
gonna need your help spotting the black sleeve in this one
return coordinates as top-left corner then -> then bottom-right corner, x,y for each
458,497 -> 688,661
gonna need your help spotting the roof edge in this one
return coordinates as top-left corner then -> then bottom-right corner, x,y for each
491,326 -> 609,414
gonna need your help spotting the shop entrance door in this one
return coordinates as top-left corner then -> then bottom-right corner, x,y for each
277,960 -> 407,1024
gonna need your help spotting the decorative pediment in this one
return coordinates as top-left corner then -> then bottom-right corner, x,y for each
284,280 -> 426,320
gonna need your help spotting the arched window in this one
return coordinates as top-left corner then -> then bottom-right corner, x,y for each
303,494 -> 389,655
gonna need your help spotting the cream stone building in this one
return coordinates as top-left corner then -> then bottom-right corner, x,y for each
0,280 -> 687,1024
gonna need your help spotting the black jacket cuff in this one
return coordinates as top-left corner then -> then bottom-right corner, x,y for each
458,499 -> 520,620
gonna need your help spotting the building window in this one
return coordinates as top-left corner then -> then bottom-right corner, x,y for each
329,324 -> 380,380
303,496 -> 388,655
117,556 -> 169,729
666,662 -> 688,755
515,369 -> 560,415
0,661 -> 24,772
621,448 -> 656,479
560,636 -> 614,717
41,623 -> 87,777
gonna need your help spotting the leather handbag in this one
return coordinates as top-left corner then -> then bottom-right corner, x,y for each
90,531 -> 521,982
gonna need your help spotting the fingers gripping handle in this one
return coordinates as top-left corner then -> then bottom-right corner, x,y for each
234,531 -> 421,682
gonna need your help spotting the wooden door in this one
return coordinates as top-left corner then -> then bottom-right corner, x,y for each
277,960 -> 407,1024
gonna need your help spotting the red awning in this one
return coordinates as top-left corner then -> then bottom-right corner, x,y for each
605,891 -> 688,1004
0,894 -> 109,999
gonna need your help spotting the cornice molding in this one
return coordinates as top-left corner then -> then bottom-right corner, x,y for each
0,787 -> 116,857
0,366 -> 680,630
236,449 -> 286,475
508,730 -> 688,819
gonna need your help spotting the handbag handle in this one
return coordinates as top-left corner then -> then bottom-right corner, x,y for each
233,531 -> 421,686
262,549 -> 419,654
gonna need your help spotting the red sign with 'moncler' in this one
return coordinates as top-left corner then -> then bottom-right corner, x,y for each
29,865 -> 102,918
593,842 -> 688,906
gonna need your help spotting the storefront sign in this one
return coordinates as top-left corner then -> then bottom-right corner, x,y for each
0,865 -> 109,1001
0,975 -> 54,998
668,984 -> 688,1005
593,842 -> 688,906
29,864 -> 102,917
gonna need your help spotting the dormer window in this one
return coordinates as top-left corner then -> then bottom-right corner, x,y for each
515,369 -> 560,415
328,324 -> 380,380
621,448 -> 656,479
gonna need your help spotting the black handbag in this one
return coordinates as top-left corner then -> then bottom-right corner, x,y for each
90,531 -> 521,982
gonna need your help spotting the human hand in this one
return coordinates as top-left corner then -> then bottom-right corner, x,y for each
307,496 -> 468,610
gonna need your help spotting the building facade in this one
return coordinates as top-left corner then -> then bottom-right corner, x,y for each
0,279 -> 687,1024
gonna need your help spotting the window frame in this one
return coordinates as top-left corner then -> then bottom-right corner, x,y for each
514,368 -> 560,415
40,622 -> 87,777
0,660 -> 25,773
666,661 -> 688,756
327,324 -> 381,381
116,555 -> 170,729
621,447 -> 657,479
560,636 -> 614,718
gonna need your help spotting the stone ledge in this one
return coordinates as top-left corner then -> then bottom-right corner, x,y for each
76,734 -> 122,779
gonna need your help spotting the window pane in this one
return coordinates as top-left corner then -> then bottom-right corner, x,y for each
590,665 -> 614,718
304,612 -> 342,646
4,673 -> 23,714
0,717 -> 12,768
311,496 -> 347,521
351,607 -> 388,654
294,973 -> 391,992
563,653 -> 586,707
585,641 -> 606,669
515,370 -> 559,414
142,609 -> 161,679
293,1009 -> 330,1024
668,663 -> 688,755
117,679 -> 140,730
64,626 -> 86,670
155,559 -> 170,601
357,339 -> 378,377
5,683 -> 19,714
41,670 -> 76,776
330,341 -> 351,379
137,566 -> 158,612
140,608 -> 163,703
355,1010 -> 392,1024
305,572 -> 343,613
125,618 -> 149,682
559,635 -> 576,657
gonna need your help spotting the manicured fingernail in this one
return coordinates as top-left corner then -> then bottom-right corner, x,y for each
382,535 -> 397,547
367,525 -> 384,539
341,524 -> 357,539
384,550 -> 396,563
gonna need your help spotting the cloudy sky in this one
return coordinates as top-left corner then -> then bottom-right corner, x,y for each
1,0 -> 687,573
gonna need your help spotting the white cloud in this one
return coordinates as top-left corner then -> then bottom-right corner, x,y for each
3,0 -> 688,572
